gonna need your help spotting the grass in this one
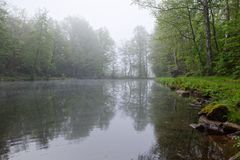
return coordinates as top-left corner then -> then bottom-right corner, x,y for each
156,76 -> 240,123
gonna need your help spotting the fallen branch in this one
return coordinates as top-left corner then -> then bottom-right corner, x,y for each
190,116 -> 240,135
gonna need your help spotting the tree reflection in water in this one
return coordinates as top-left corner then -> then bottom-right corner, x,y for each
135,83 -> 238,160
0,80 -> 116,159
119,80 -> 151,132
0,80 -> 238,160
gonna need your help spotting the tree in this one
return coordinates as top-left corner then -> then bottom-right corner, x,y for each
0,0 -> 9,74
133,0 -> 240,77
4,8 -> 29,74
47,20 -> 70,77
120,26 -> 150,78
199,0 -> 213,75
96,28 -> 115,77
61,17 -> 116,78
25,10 -> 54,79
0,1 -> 117,79
133,26 -> 150,78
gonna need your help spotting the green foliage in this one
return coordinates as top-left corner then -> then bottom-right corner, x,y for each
199,103 -> 228,116
135,0 -> 240,77
0,1 -> 9,72
157,76 -> 240,123
0,1 -> 116,79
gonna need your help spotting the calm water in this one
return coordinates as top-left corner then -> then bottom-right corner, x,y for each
0,80 -> 237,160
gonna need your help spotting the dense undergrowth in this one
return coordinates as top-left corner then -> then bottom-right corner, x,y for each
157,77 -> 240,123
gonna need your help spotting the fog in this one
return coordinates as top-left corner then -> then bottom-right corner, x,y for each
0,0 -> 155,79
7,0 -> 154,42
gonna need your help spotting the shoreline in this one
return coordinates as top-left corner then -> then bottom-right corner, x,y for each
156,76 -> 240,158
0,76 -> 67,82
156,76 -> 240,124
0,76 -> 155,82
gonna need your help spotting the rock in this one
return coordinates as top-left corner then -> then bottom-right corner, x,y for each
192,115 -> 240,135
170,69 -> 183,77
207,107 -> 229,122
190,123 -> 205,132
227,131 -> 240,137
198,104 -> 229,122
190,103 -> 202,107
190,98 -> 209,107
190,122 -> 224,135
198,116 -> 225,134
197,98 -> 210,105
176,90 -> 190,97
192,116 -> 224,135
170,86 -> 176,90
223,122 -> 240,134
192,90 -> 201,97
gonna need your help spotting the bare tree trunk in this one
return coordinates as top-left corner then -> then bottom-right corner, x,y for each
223,0 -> 231,57
226,0 -> 230,21
203,0 -> 213,75
186,5 -> 204,72
128,54 -> 133,77
236,0 -> 239,19
145,51 -> 148,78
33,41 -> 42,79
210,5 -> 219,55
173,51 -> 179,70
138,49 -> 143,78
32,21 -> 44,80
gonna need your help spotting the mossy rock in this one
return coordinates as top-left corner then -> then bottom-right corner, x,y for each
199,103 -> 229,122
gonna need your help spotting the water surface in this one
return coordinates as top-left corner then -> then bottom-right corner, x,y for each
0,80 -> 237,160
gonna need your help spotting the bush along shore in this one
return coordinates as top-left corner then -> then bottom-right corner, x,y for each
157,77 -> 240,137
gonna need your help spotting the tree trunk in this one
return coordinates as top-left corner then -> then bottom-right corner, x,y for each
32,21 -> 44,80
186,5 -> 204,72
210,6 -> 219,55
236,0 -> 239,20
226,0 -> 230,21
223,0 -> 231,58
173,51 -> 179,70
138,49 -> 143,78
203,0 -> 213,75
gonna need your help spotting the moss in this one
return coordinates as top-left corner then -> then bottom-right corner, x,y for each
200,103 -> 227,115
199,103 -> 229,122
157,76 -> 240,123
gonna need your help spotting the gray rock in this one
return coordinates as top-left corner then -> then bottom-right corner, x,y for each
176,90 -> 190,97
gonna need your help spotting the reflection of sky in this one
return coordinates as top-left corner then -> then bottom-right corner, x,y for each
1,80 -> 155,160
10,112 -> 155,160
0,80 -> 235,160
6,0 -> 155,42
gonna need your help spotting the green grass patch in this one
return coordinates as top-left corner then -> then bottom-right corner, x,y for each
156,76 -> 240,123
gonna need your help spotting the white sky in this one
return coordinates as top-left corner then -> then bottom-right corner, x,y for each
6,0 -> 155,42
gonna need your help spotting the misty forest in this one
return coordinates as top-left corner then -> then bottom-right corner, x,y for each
0,0 -> 240,160
0,1 -> 151,79
0,0 -> 240,79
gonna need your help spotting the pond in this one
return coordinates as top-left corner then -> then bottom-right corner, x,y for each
0,80 -> 237,160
